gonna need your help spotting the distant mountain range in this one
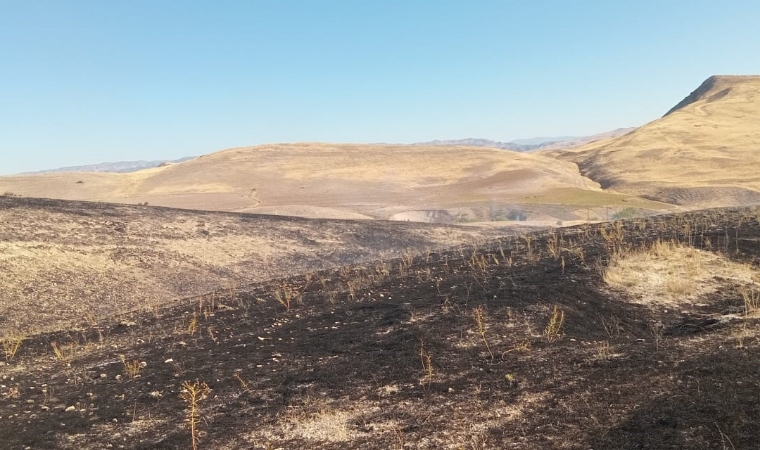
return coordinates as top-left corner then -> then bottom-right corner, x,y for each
27,157 -> 196,174
414,128 -> 635,152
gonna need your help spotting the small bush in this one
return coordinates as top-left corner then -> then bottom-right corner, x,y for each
1,333 -> 24,361
742,288 -> 760,316
181,380 -> 211,450
544,305 -> 564,343
120,355 -> 143,379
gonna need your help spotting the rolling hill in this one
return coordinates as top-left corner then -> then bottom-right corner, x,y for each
0,144 -> 665,224
3,75 -> 759,223
552,75 -> 760,207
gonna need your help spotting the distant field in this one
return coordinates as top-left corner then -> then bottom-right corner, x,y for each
518,187 -> 672,208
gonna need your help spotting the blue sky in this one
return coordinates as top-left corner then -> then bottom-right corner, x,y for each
1,1 -> 759,174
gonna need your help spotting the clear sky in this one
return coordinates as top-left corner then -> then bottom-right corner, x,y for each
1,0 -> 759,174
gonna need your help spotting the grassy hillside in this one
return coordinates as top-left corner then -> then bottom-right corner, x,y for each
554,76 -> 760,207
0,143 -> 667,224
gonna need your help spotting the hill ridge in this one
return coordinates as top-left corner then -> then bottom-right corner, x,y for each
556,74 -> 760,207
664,75 -> 760,116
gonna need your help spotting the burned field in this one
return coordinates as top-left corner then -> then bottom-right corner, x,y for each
2,207 -> 760,449
0,196 -> 508,334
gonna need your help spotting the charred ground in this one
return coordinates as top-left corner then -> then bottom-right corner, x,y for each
0,195 -> 510,333
2,206 -> 760,449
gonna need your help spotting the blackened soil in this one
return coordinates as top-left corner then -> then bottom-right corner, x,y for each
1,206 -> 760,449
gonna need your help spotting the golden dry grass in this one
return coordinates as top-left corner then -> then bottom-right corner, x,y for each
556,76 -> 760,207
0,143 -> 660,224
603,240 -> 758,308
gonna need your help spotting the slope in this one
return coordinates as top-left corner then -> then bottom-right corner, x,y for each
0,195 -> 509,333
2,207 -> 760,448
554,75 -> 760,207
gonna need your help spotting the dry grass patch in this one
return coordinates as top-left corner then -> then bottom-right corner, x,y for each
603,240 -> 758,307
250,398 -> 376,445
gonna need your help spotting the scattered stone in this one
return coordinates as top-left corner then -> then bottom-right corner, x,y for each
65,406 -> 76,412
